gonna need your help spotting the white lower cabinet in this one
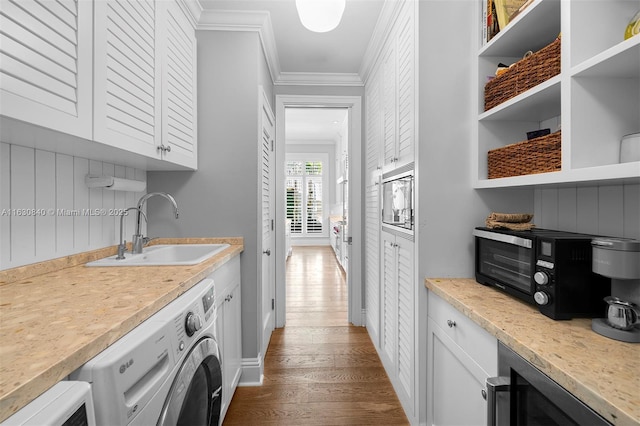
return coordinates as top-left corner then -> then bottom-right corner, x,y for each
212,255 -> 242,421
380,229 -> 415,417
427,290 -> 497,426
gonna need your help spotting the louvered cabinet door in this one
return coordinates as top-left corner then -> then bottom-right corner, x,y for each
382,43 -> 397,168
160,0 -> 197,169
365,181 -> 381,345
0,0 -> 92,138
396,4 -> 415,166
381,231 -> 398,369
93,0 -> 161,158
396,238 -> 414,405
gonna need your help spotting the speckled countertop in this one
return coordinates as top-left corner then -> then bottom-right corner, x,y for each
425,278 -> 640,426
0,238 -> 243,423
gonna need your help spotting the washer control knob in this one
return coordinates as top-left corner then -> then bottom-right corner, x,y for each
185,312 -> 202,336
534,271 -> 549,285
534,291 -> 550,306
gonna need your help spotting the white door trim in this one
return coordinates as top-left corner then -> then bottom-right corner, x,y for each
275,94 -> 364,327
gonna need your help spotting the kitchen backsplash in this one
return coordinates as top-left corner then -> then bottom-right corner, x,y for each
534,184 -> 640,239
0,143 -> 146,270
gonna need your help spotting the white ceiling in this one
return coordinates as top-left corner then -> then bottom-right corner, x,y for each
198,0 -> 385,76
198,0 -> 382,142
285,108 -> 348,143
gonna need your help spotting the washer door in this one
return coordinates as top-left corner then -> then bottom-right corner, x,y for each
157,337 -> 222,426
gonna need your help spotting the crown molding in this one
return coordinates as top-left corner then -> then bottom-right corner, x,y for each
181,0 -> 203,27
275,72 -> 363,87
197,10 -> 281,83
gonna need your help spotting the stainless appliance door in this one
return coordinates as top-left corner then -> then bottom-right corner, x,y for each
486,342 -> 611,426
158,337 -> 222,426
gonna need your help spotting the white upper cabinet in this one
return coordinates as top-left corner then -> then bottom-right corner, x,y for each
474,0 -> 640,188
160,0 -> 198,169
1,0 -> 197,170
375,2 -> 415,171
0,0 -> 93,138
93,0 -> 161,159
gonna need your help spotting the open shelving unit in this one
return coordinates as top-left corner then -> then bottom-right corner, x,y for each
473,0 -> 640,188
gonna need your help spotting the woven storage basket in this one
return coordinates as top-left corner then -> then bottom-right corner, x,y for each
484,37 -> 561,111
488,131 -> 561,179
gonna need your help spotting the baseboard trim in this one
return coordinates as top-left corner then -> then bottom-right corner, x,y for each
238,355 -> 264,386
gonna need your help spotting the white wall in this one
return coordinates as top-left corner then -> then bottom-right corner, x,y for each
0,143 -> 146,270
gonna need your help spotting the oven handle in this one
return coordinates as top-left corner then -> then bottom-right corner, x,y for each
485,376 -> 511,426
473,229 -> 533,249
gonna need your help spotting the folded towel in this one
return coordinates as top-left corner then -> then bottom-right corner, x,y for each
485,220 -> 535,231
485,212 -> 534,230
486,212 -> 533,223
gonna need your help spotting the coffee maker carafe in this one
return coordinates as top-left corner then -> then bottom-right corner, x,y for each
591,238 -> 640,343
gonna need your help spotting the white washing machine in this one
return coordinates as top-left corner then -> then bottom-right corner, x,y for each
71,278 -> 222,426
1,381 -> 96,426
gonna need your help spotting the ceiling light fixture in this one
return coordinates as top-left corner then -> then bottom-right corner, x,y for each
295,0 -> 346,33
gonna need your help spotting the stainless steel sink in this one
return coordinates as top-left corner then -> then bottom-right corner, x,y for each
86,244 -> 230,266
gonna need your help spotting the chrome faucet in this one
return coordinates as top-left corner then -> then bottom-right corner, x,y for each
116,207 -> 142,259
132,192 -> 179,254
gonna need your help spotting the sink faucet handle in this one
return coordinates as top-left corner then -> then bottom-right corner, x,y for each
116,240 -> 128,260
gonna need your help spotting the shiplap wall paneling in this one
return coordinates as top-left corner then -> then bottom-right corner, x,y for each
624,184 -> 640,239
0,143 -> 146,270
56,154 -> 74,255
576,187 -> 599,235
73,157 -> 90,253
10,145 -> 35,266
534,184 -> 639,239
35,150 -> 56,260
598,186 -> 624,238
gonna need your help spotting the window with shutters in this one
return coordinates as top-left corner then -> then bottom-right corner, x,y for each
285,157 -> 327,237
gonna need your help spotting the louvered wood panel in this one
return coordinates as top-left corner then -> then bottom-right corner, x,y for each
0,0 -> 91,138
382,45 -> 397,166
262,129 -> 271,240
396,7 -> 415,163
162,1 -> 197,168
382,236 -> 397,365
396,239 -> 414,400
93,0 -> 160,158
365,182 -> 380,343
366,69 -> 381,175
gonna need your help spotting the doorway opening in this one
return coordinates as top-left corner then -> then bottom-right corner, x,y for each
275,95 -> 363,329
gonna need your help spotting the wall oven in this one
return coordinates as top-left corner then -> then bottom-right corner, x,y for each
382,165 -> 414,232
486,342 -> 611,426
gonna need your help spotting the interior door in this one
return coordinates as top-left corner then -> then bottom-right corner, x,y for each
260,88 -> 276,355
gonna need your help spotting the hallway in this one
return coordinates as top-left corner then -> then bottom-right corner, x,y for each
223,246 -> 408,425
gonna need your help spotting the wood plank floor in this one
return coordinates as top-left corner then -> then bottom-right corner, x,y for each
223,246 -> 409,425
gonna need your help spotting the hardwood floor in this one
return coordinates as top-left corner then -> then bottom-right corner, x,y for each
223,246 -> 408,425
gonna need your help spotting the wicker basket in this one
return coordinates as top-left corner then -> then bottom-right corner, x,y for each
488,131 -> 561,179
484,37 -> 561,111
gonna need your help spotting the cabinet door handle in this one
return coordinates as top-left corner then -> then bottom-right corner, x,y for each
486,377 -> 510,426
263,249 -> 271,256
447,320 -> 456,328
